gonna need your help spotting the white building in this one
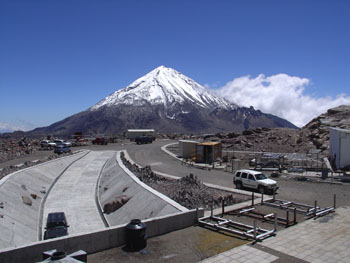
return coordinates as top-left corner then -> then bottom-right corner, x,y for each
329,127 -> 350,169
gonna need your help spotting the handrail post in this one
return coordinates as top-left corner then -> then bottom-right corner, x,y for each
221,199 -> 225,217
274,213 -> 277,232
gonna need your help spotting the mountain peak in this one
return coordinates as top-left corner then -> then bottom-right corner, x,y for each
90,66 -> 236,111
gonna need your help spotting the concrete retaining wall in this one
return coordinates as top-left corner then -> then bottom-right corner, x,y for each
0,208 -> 204,263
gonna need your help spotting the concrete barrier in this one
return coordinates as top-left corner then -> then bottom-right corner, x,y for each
0,208 -> 204,263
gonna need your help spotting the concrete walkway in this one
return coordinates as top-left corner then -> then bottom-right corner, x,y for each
201,206 -> 350,263
43,151 -> 114,236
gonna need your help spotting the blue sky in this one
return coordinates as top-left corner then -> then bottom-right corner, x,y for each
1,0 -> 350,131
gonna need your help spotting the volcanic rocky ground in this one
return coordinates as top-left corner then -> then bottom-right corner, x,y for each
210,105 -> 350,157
121,152 -> 250,210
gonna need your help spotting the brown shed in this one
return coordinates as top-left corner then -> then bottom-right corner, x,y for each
196,141 -> 222,164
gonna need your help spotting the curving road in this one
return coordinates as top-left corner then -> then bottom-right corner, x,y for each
126,139 -> 234,186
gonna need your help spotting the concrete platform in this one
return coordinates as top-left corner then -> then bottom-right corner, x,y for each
201,206 -> 350,263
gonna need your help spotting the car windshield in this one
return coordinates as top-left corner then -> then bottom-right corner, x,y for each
47,222 -> 66,228
255,173 -> 267,180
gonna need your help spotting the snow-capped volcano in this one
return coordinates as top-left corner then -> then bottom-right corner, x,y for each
90,66 -> 236,111
29,66 -> 297,136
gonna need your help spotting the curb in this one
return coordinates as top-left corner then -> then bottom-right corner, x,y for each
95,157 -> 112,228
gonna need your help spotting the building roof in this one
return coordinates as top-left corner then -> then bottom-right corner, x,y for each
198,141 -> 221,146
179,140 -> 199,144
127,129 -> 155,132
329,127 -> 350,134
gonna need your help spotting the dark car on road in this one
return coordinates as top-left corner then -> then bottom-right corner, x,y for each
44,212 -> 69,240
54,145 -> 71,154
135,136 -> 153,144
92,137 -> 108,145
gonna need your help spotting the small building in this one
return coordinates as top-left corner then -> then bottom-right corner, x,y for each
126,129 -> 156,141
329,127 -> 350,169
179,140 -> 198,159
196,141 -> 222,164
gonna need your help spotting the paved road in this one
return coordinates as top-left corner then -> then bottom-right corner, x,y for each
43,151 -> 114,236
126,140 -> 234,186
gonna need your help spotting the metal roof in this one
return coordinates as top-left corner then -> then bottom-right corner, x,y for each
127,129 -> 155,132
179,140 -> 199,143
198,141 -> 221,146
329,127 -> 350,134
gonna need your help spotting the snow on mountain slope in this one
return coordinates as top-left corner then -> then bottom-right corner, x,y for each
90,66 -> 236,111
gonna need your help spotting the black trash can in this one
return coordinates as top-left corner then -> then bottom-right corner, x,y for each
125,219 -> 147,251
322,169 -> 328,179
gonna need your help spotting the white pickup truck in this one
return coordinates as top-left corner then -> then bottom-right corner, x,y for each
233,169 -> 278,194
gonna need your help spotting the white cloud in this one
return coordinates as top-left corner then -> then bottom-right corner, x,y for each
0,121 -> 34,133
215,74 -> 350,128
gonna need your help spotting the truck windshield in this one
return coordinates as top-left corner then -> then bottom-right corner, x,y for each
255,173 -> 267,180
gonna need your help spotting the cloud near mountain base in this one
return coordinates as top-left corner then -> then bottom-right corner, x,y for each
0,121 -> 35,133
215,74 -> 350,128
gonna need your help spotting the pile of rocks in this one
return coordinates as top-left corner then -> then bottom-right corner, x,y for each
170,174 -> 240,209
299,105 -> 350,154
216,127 -> 315,154
121,153 -> 248,210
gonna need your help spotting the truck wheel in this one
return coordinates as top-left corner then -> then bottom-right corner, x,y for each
258,186 -> 265,194
236,181 -> 242,189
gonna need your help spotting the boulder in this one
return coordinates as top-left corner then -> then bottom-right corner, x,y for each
22,196 -> 32,206
242,130 -> 254,136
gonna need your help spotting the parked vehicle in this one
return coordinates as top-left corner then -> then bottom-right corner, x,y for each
54,139 -> 72,147
233,169 -> 278,194
40,140 -> 56,149
92,137 -> 108,145
43,212 -> 69,240
135,136 -> 153,144
54,145 -> 71,154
